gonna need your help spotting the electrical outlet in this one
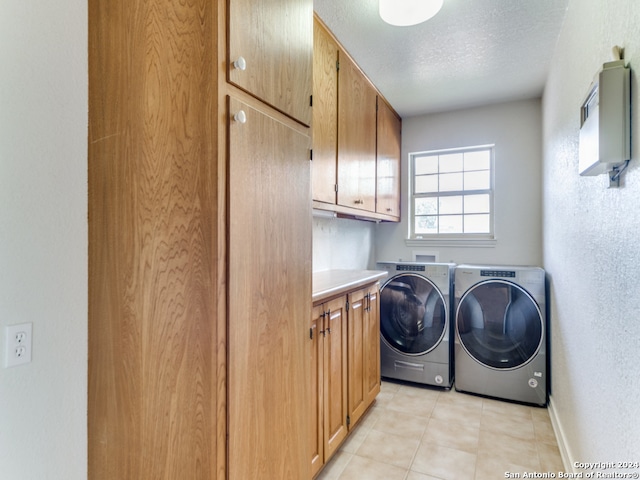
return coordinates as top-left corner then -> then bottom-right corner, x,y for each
4,323 -> 32,367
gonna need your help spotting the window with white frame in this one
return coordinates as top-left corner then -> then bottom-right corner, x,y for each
409,146 -> 494,239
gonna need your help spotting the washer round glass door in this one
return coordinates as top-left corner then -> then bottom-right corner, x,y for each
380,273 -> 447,355
456,280 -> 543,369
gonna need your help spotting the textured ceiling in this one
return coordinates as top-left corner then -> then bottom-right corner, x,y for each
314,0 -> 569,117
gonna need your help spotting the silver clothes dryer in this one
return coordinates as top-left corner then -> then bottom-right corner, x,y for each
454,265 -> 547,406
376,262 -> 454,388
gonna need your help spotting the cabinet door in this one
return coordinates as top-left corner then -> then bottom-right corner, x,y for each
323,295 -> 349,460
376,98 -> 401,218
310,304 -> 324,478
347,288 -> 367,427
364,284 -> 381,405
347,284 -> 381,429
228,0 -> 312,126
312,18 -> 339,205
227,97 -> 311,480
337,51 -> 377,211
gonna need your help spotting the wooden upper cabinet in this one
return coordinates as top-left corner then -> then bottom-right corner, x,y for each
337,50 -> 377,212
228,0 -> 313,126
376,98 -> 401,219
312,18 -> 339,205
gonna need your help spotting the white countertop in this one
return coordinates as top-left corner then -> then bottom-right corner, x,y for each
312,269 -> 388,303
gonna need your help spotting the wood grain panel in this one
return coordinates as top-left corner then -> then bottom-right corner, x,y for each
312,17 -> 339,205
227,97 -> 311,480
88,0 -> 217,478
322,296 -> 348,459
228,0 -> 313,126
337,52 -> 377,211
310,304 -> 323,478
376,99 -> 401,218
347,289 -> 366,427
364,284 -> 381,405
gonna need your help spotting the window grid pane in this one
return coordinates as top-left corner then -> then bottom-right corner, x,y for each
415,174 -> 439,194
411,147 -> 493,237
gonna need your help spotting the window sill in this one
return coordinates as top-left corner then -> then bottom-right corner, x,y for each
405,237 -> 497,248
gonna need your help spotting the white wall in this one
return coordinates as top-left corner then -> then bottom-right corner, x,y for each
0,1 -> 87,479
313,217 -> 376,271
543,0 -> 640,467
375,99 -> 543,267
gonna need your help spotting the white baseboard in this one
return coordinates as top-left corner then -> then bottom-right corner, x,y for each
547,395 -> 574,473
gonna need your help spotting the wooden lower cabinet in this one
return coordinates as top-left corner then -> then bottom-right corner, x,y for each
311,296 -> 348,478
347,283 -> 381,428
364,284 -> 381,406
311,282 -> 381,477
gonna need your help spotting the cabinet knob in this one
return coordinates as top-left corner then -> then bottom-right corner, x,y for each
233,56 -> 247,71
233,110 -> 247,124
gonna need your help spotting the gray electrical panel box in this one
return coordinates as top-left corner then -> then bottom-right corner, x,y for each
578,60 -> 631,176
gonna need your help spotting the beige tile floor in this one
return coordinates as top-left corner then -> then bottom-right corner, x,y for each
316,380 -> 565,480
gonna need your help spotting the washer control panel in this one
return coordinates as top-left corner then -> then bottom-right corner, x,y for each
396,264 -> 425,272
480,270 -> 516,278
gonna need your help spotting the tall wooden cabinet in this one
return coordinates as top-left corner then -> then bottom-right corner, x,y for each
89,0 -> 312,479
227,98 -> 311,480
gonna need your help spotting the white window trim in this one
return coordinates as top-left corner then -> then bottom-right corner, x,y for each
406,145 -> 496,247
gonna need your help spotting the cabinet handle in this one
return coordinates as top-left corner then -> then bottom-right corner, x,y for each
354,199 -> 363,205
325,309 -> 331,334
386,208 -> 392,212
233,56 -> 247,71
233,110 -> 247,124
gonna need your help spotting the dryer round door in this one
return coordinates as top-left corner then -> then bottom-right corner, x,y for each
456,279 -> 543,370
380,273 -> 447,355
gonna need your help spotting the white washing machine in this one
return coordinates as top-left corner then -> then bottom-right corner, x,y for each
454,265 -> 547,406
376,262 -> 454,388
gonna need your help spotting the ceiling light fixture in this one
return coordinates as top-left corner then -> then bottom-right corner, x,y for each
379,0 -> 444,27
